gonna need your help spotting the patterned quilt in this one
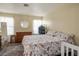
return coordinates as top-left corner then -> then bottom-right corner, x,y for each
22,31 -> 75,56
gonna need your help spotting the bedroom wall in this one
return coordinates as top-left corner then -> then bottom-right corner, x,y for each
0,12 -> 42,35
44,4 -> 79,45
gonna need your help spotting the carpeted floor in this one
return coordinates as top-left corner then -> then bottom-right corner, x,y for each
0,43 -> 24,56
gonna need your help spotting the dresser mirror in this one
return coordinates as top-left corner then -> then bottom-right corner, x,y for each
20,20 -> 29,28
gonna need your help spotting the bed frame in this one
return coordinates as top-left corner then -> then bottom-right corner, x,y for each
61,42 -> 79,56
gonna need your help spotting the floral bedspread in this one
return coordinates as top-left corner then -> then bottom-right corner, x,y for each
22,31 -> 75,56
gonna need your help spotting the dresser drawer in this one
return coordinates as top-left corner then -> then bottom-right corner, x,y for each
15,32 -> 32,43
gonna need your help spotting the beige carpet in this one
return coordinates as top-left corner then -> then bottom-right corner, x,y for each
0,43 -> 24,56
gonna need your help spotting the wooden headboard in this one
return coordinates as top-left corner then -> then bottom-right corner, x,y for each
15,32 -> 32,43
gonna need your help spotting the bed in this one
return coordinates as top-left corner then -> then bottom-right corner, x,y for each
22,31 -> 75,56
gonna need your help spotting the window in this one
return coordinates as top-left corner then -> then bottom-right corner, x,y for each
33,20 -> 42,34
0,16 -> 14,35
6,17 -> 14,35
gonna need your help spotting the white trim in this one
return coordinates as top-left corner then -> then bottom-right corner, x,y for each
61,42 -> 79,56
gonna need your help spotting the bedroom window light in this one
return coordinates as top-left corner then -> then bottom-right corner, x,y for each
33,20 -> 42,34
6,17 -> 14,35
0,16 -> 14,35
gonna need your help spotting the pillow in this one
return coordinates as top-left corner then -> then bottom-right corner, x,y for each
53,32 -> 75,44
46,31 -> 75,42
46,31 -> 56,35
46,31 -> 66,38
52,31 -> 73,39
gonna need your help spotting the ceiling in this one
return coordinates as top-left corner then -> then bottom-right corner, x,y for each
0,3 -> 65,16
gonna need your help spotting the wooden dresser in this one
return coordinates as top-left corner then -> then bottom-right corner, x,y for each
15,32 -> 32,43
